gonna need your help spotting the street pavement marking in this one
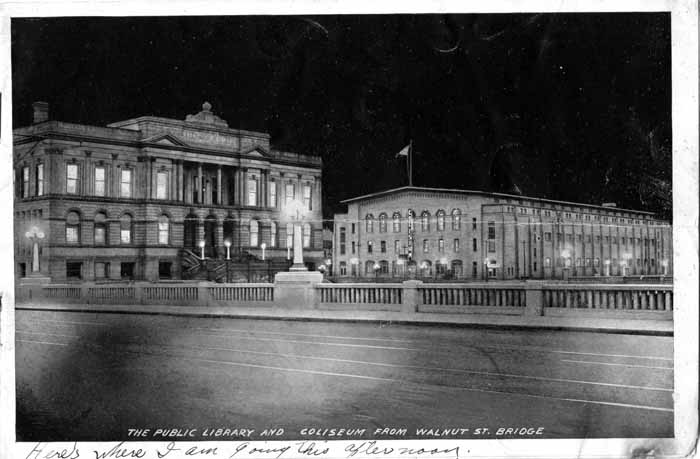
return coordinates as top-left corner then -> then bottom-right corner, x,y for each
184,356 -> 674,413
192,326 -> 416,343
180,343 -> 673,392
17,339 -> 68,346
562,359 -> 674,371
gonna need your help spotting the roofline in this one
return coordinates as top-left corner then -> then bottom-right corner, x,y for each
340,186 -> 659,216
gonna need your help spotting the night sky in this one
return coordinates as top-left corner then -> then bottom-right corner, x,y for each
11,14 -> 672,222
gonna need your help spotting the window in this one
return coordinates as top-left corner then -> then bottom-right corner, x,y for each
436,210 -> 445,231
95,262 -> 109,279
545,232 -> 552,242
285,183 -> 295,206
287,223 -> 294,248
352,241 -> 356,254
453,239 -> 460,252
270,221 -> 277,247
393,212 -> 401,232
250,220 -> 259,246
394,240 -> 400,254
585,258 -> 591,266
566,233 -> 573,243
20,166 -> 30,198
378,214 -> 388,233
94,212 -> 107,245
192,176 -> 199,203
66,163 -> 79,194
269,180 -> 277,208
158,215 -> 170,244
339,227 -> 346,255
594,258 -> 600,267
576,234 -> 582,242
247,178 -> 258,206
421,211 -> 430,231
36,164 -> 44,196
380,241 -> 386,253
596,235 -> 601,243
472,238 -> 477,252
452,209 -> 461,230
367,241 -> 373,253
66,261 -> 82,280
423,239 -> 429,253
94,166 -> 105,197
604,236 -> 610,244
351,223 -> 356,234
472,261 -> 478,278
303,223 -> 311,248
156,171 -> 168,200
472,218 -> 477,230
438,238 -> 444,252
339,262 -> 347,276
159,261 -> 172,279
66,211 -> 80,243
544,257 -> 551,268
120,214 -> 132,244
303,184 -> 312,210
120,168 -> 132,198
487,222 -> 496,252
365,214 -> 374,233
210,176 -> 217,204
120,262 -> 135,280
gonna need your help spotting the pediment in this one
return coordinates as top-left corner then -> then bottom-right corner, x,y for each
241,146 -> 270,158
143,133 -> 190,147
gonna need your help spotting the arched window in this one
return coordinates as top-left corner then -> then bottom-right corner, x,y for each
286,223 -> 294,248
250,220 -> 259,247
270,221 -> 277,247
365,214 -> 374,233
365,260 -> 376,276
378,213 -> 387,233
303,223 -> 311,248
94,212 -> 107,245
158,215 -> 170,245
66,211 -> 81,244
120,213 -> 132,244
436,210 -> 445,231
451,260 -> 463,277
392,212 -> 401,232
451,209 -> 461,230
419,260 -> 432,277
421,211 -> 430,232
379,260 -> 389,274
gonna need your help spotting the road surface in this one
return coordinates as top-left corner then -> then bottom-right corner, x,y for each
15,309 -> 673,441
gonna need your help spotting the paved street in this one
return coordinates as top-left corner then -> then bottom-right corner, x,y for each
15,309 -> 673,441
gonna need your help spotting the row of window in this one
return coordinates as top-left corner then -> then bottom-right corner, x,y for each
19,163 -> 314,211
507,205 -> 655,225
541,232 -> 658,247
364,210 -> 474,233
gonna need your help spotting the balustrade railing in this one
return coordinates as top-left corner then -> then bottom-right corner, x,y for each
87,286 -> 136,301
317,284 -> 403,304
209,285 -> 274,302
419,284 -> 526,307
44,286 -> 81,299
543,284 -> 673,311
143,286 -> 198,302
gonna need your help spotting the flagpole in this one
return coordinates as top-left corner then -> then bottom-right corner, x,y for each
409,140 -> 413,187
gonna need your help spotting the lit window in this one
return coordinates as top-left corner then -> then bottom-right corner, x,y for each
250,220 -> 259,246
158,215 -> 169,245
36,164 -> 44,196
247,177 -> 258,206
453,239 -> 460,252
421,211 -> 430,231
339,227 -> 346,254
394,240 -> 400,253
303,223 -> 311,248
120,214 -> 132,244
452,209 -> 461,230
22,166 -> 30,198
379,214 -> 387,233
269,180 -> 277,208
156,171 -> 168,200
423,239 -> 429,253
67,164 -> 79,194
365,214 -> 374,233
94,166 -> 105,197
66,211 -> 80,243
120,169 -> 132,198
367,241 -> 373,253
270,221 -> 277,247
285,183 -> 295,206
436,210 -> 445,231
438,238 -> 444,252
392,212 -> 401,232
544,257 -> 551,267
303,184 -> 312,210
94,212 -> 107,245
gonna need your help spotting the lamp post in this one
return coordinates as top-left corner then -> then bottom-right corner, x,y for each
325,258 -> 332,277
198,240 -> 206,259
284,199 -> 307,271
224,239 -> 231,260
661,259 -> 668,276
373,262 -> 380,280
561,249 -> 571,281
261,242 -> 267,261
24,226 -> 45,274
604,259 -> 611,277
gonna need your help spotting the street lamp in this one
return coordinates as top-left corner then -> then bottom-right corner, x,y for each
604,259 -> 611,277
261,242 -> 267,261
24,226 -> 45,274
284,199 -> 308,271
224,239 -> 232,260
325,258 -> 332,276
198,240 -> 205,259
661,259 -> 669,276
373,262 -> 380,280
561,249 -> 571,281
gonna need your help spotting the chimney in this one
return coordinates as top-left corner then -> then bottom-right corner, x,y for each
32,101 -> 49,124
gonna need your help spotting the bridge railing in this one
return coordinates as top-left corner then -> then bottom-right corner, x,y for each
542,284 -> 672,311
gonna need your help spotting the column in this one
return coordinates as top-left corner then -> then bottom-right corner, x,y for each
240,168 -> 248,206
197,163 -> 203,204
178,161 -> 184,202
216,165 -> 222,206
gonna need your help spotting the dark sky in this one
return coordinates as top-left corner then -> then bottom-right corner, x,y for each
11,14 -> 672,222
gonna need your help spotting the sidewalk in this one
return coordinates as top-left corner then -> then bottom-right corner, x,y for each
15,302 -> 674,336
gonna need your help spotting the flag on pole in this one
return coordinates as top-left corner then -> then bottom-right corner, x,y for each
395,144 -> 410,158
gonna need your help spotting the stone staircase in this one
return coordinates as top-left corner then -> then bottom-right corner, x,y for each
180,249 -> 292,282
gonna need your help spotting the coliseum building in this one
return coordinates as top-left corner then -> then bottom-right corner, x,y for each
332,187 -> 672,280
13,102 -> 323,282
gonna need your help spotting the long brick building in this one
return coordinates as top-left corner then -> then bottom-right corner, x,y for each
332,187 -> 672,280
14,102 -> 324,282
